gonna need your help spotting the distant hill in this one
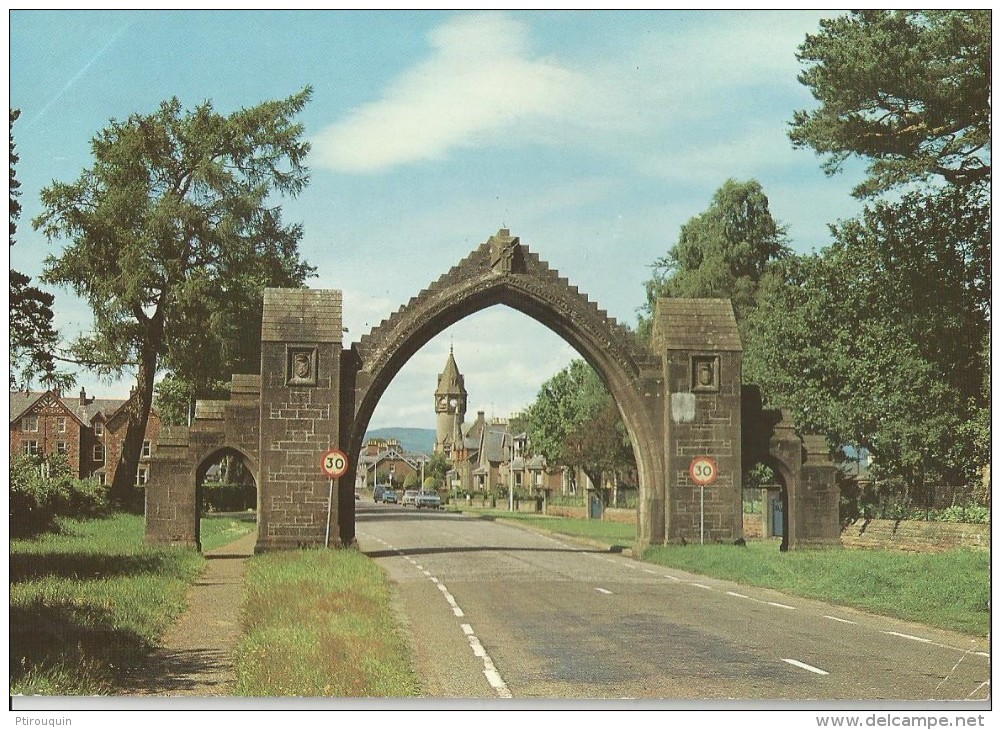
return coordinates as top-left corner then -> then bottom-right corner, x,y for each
365,427 -> 436,454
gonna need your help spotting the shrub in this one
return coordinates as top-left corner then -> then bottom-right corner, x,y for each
930,505 -> 990,524
201,482 -> 256,512
9,455 -> 109,538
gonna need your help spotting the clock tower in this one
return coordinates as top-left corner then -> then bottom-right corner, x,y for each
434,345 -> 467,454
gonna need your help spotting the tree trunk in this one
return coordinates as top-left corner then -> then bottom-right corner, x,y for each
109,320 -> 161,509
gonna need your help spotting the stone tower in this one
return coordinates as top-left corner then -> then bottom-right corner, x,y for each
434,345 -> 467,455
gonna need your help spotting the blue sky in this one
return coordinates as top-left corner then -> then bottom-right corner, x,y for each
9,10 -> 867,431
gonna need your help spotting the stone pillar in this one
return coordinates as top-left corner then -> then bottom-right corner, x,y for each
257,289 -> 343,552
145,425 -> 199,549
792,435 -> 841,549
653,299 -> 743,544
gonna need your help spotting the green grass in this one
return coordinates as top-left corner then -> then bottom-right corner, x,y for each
455,506 -> 637,547
10,512 -> 255,695
234,548 -> 421,697
458,507 -> 989,637
643,541 -> 991,637
200,512 -> 257,552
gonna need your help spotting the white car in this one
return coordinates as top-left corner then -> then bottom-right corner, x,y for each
416,490 -> 442,509
401,489 -> 419,506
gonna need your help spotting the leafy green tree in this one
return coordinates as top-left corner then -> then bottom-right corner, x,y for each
560,399 -> 633,500
425,451 -> 451,490
9,108 -> 67,390
756,10 -> 992,496
640,179 -> 788,340
525,359 -> 634,494
745,186 -> 989,493
34,90 -> 316,505
791,10 -> 990,198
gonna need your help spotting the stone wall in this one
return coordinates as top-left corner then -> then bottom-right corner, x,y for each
840,518 -> 989,552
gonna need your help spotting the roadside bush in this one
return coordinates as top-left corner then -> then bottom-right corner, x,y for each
929,505 -> 990,524
10,455 -> 109,538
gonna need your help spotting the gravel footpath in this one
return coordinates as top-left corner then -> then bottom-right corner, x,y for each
121,530 -> 257,696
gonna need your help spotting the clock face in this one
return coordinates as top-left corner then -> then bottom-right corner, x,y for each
449,397 -> 459,408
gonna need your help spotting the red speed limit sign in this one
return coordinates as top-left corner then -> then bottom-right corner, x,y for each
321,449 -> 349,478
689,456 -> 718,486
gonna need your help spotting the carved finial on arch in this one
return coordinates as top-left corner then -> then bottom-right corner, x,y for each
489,228 -> 522,274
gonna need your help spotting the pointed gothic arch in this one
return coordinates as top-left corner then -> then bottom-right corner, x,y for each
145,229 -> 840,553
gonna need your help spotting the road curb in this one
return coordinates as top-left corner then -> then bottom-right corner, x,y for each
458,510 -> 634,558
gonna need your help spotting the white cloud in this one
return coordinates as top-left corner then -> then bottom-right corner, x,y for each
311,12 -> 582,173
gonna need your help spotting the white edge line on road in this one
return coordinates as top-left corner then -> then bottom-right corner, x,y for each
882,630 -> 986,657
783,658 -> 829,675
824,615 -> 857,624
767,601 -> 796,610
883,631 -> 932,643
727,591 -> 750,599
689,582 -> 713,590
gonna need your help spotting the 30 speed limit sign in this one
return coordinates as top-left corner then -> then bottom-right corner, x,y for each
689,456 -> 718,486
321,449 -> 349,478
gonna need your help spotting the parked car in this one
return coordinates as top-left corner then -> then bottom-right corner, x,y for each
382,489 -> 398,504
416,490 -> 442,510
402,489 -> 420,506
373,485 -> 385,502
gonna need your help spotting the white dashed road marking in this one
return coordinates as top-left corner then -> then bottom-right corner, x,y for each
783,658 -> 830,675
595,587 -> 613,595
824,615 -> 857,624
363,532 -> 510,698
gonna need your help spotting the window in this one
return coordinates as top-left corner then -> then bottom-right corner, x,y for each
93,444 -> 105,462
515,472 -> 523,487
57,417 -> 67,433
93,421 -> 104,437
23,440 -> 39,456
142,440 -> 152,458
22,415 -> 38,432
56,441 -> 68,455
136,466 -> 149,486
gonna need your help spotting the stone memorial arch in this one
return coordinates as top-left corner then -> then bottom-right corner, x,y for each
146,229 -> 839,552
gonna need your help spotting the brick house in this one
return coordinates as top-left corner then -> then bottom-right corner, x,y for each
356,437 -> 430,491
10,387 -> 161,486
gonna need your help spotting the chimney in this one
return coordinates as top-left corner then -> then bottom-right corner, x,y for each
79,387 -> 87,406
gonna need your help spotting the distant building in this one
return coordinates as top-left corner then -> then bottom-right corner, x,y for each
432,349 -> 562,495
356,437 -> 430,491
9,387 -> 161,487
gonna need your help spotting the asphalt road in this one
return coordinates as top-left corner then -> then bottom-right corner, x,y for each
355,501 -> 990,703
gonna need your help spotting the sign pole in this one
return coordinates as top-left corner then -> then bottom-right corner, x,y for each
700,486 -> 705,545
325,477 -> 334,548
689,456 -> 718,546
320,448 -> 350,549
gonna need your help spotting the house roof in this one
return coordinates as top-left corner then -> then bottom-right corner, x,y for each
9,390 -> 149,428
9,391 -> 45,422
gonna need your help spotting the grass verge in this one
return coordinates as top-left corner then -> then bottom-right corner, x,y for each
10,512 -> 254,695
452,506 -> 637,548
234,548 -> 420,697
457,506 -> 989,637
643,541 -> 990,637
